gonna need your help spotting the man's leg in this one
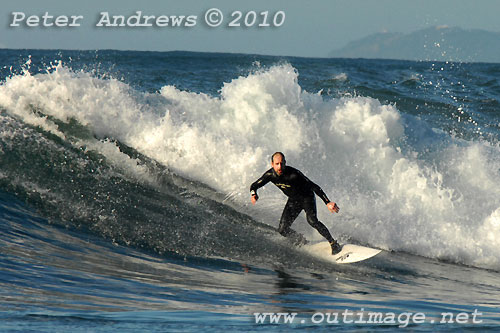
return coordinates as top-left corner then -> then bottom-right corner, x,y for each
278,198 -> 303,237
303,197 -> 342,255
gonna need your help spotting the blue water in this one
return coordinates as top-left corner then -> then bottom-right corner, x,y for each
1,49 -> 500,331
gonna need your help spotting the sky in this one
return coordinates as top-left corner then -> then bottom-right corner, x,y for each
2,0 -> 500,58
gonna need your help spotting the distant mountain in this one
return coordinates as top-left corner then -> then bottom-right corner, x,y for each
329,26 -> 500,63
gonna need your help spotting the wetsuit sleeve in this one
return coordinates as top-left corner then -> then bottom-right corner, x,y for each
310,181 -> 331,205
299,171 -> 331,204
250,169 -> 273,196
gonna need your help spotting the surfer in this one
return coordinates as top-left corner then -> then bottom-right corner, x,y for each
250,152 -> 342,255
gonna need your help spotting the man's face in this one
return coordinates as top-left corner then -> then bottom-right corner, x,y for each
271,154 -> 285,176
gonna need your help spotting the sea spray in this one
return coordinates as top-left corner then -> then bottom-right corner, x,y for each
1,58 -> 500,269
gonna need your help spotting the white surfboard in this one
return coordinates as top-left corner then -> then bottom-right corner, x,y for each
304,241 -> 381,264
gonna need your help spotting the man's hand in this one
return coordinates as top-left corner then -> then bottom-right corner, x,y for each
327,202 -> 339,213
251,194 -> 259,205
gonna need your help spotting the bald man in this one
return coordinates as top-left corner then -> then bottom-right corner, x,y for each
250,152 -> 342,255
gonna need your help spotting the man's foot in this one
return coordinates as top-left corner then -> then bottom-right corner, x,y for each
330,240 -> 342,255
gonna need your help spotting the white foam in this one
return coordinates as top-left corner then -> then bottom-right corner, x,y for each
332,73 -> 348,81
2,62 -> 500,269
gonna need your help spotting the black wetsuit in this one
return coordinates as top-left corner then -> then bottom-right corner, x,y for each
250,166 -> 335,243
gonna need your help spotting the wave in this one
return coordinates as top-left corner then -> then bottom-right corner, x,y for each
1,60 -> 500,270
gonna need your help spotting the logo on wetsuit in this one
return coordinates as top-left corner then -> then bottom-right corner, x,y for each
276,183 -> 291,190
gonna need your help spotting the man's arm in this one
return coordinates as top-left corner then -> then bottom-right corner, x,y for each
249,169 -> 273,204
310,181 -> 330,205
301,171 -> 340,213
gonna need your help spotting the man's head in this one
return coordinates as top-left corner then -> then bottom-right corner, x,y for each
271,152 -> 286,176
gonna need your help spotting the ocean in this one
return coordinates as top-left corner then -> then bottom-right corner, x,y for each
1,49 -> 500,331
